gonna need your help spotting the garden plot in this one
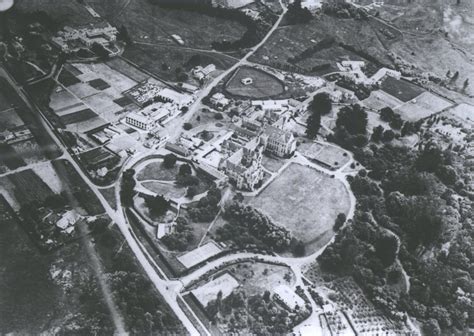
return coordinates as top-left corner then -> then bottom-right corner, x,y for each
72,63 -> 137,92
0,109 -> 24,130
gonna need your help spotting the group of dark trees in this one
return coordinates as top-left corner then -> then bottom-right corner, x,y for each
217,202 -> 305,256
120,169 -> 136,207
285,0 -> 312,25
144,194 -> 170,217
305,92 -> 332,138
206,289 -> 307,334
321,2 -> 369,20
188,183 -> 221,222
161,217 -> 193,251
319,140 -> 473,333
328,104 -> 369,149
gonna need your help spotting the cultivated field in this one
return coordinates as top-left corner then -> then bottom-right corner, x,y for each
380,77 -> 425,102
250,163 -> 350,254
225,66 -> 285,99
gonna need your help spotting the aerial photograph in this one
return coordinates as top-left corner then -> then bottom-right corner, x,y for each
0,0 -> 472,335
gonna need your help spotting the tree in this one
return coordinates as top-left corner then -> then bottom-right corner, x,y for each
380,107 -> 395,122
423,319 -> 441,336
120,169 -> 136,207
463,78 -> 469,90
214,113 -> 223,120
286,0 -> 313,25
186,186 -> 197,198
382,129 -> 395,142
371,125 -> 384,142
178,163 -> 192,176
336,104 -> 368,135
91,42 -> 109,60
334,213 -> 346,231
117,25 -> 131,44
183,122 -> 193,130
163,153 -> 177,168
375,233 -> 398,266
305,109 -> 321,139
310,92 -> 332,116
145,195 -> 169,217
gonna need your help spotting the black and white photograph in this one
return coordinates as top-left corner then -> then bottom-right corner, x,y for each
0,0 -> 473,335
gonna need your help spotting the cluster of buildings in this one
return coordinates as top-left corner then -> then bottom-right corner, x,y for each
192,64 -> 216,81
0,126 -> 33,145
125,80 -> 193,109
52,21 -> 118,54
337,60 -> 401,86
123,80 -> 194,131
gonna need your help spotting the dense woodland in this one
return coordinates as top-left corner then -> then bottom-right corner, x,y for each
319,141 -> 473,334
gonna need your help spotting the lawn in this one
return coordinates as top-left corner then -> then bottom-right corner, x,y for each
136,160 -> 180,182
262,154 -> 288,173
394,92 -> 453,121
249,163 -> 350,254
380,76 -> 425,102
225,66 -> 285,99
141,181 -> 186,199
99,187 -> 117,210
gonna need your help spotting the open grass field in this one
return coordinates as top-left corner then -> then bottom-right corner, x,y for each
51,159 -> 104,215
250,14 -> 394,74
192,273 -> 239,306
106,58 -> 150,83
394,92 -> 453,121
250,163 -> 350,254
361,90 -> 404,111
225,66 -> 285,99
380,77 -> 425,102
225,261 -> 295,296
15,0 -> 102,26
121,43 -> 237,82
262,154 -> 289,173
99,187 -> 117,210
142,181 -> 186,199
89,0 -> 245,49
0,109 -> 24,131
